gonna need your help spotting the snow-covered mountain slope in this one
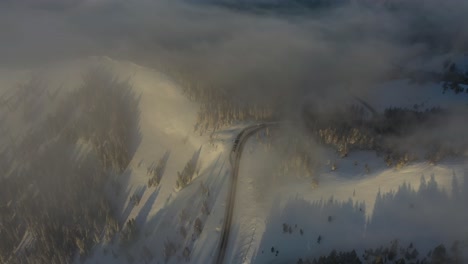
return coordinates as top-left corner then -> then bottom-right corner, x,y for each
2,54 -> 468,264
88,57 -> 251,264
227,132 -> 468,264
0,56 -> 239,264
66,57 -> 256,264
216,55 -> 468,263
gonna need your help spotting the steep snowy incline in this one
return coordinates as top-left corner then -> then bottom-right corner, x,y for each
0,56 -> 238,264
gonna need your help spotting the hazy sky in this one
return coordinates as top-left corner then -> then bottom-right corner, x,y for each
1,0 -> 467,110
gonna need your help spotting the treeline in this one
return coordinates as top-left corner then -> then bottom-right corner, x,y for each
441,60 -> 468,95
0,68 -> 139,263
274,136 -> 317,180
66,69 -> 140,172
262,172 -> 468,264
195,99 -> 274,135
147,151 -> 170,188
402,59 -> 468,95
303,104 -> 466,166
297,240 -> 463,264
172,73 -> 275,134
176,148 -> 201,190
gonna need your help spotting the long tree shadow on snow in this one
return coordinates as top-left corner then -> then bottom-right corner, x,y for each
135,186 -> 161,226
129,152 -> 229,263
253,168 -> 468,264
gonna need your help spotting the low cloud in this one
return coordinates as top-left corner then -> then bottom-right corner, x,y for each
1,0 -> 467,111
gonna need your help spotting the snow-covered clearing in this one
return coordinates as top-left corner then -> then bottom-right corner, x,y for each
224,75 -> 468,263
2,55 -> 468,264
231,137 -> 468,263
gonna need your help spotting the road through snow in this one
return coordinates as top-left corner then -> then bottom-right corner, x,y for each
214,123 -> 277,264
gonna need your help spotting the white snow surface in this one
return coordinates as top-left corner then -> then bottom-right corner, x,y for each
229,137 -> 468,263
2,56 -> 468,264
76,57 -> 235,264
0,56 -> 237,264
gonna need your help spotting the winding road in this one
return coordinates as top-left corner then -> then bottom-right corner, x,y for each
214,123 -> 277,264
213,96 -> 375,264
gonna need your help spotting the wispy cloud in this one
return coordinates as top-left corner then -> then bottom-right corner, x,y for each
1,0 -> 467,108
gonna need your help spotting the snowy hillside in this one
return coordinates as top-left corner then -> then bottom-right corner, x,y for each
1,55 -> 468,264
228,135 -> 468,263
221,67 -> 468,263
78,57 -> 232,264
3,0 -> 468,262
0,56 -> 241,264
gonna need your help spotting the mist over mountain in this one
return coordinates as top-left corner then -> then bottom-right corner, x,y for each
1,0 -> 466,109
2,0 -> 468,163
1,1 -> 468,263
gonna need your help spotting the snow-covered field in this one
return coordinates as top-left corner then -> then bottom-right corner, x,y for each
229,136 -> 468,263
224,65 -> 468,263
1,55 -> 468,264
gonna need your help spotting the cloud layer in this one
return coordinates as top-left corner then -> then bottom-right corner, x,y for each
1,0 -> 467,110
